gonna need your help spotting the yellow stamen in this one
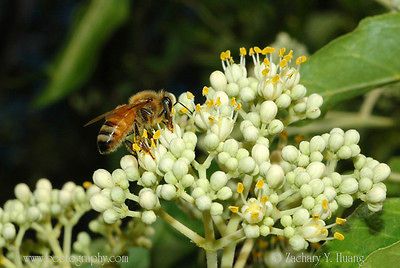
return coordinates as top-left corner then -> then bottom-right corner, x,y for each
180,107 -> 189,114
254,46 -> 262,54
186,91 -> 194,99
334,232 -> 345,241
202,86 -> 209,96
206,99 -> 214,108
296,55 -> 307,65
151,139 -> 156,148
279,59 -> 288,68
256,179 -> 264,189
220,51 -> 226,61
251,212 -> 260,220
260,195 -> 268,203
279,47 -> 286,57
225,50 -> 231,59
215,97 -> 221,106
271,74 -> 280,83
133,143 -> 141,152
237,182 -> 244,194
262,68 -> 270,76
153,130 -> 161,140
312,214 -> 320,219
208,116 -> 215,123
195,104 -> 202,112
230,97 -> 237,106
263,57 -> 270,66
83,181 -> 92,189
239,47 -> 247,56
236,103 -> 242,111
262,46 -> 275,54
320,228 -> 328,235
336,217 -> 347,225
229,206 -> 239,213
142,129 -> 148,139
322,199 -> 329,210
249,47 -> 255,56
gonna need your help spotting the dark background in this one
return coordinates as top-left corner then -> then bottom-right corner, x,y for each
0,0 -> 387,203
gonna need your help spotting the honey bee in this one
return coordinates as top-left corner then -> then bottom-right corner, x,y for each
85,90 -> 176,155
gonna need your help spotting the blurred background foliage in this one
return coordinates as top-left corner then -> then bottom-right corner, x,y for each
1,0 -> 400,266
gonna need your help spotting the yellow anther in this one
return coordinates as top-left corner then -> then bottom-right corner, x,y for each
225,50 -> 231,59
296,55 -> 307,65
153,130 -> 161,140
239,47 -> 247,56
83,181 -> 92,189
322,199 -> 329,210
262,46 -> 275,54
151,139 -> 156,148
180,107 -> 189,114
321,228 -> 329,235
254,46 -> 262,54
220,51 -> 227,61
202,86 -> 209,96
195,104 -> 202,112
334,232 -> 345,241
260,195 -> 268,203
235,103 -> 242,111
251,212 -> 260,220
271,74 -> 280,83
284,50 -> 293,61
336,217 -> 347,225
263,57 -> 270,66
229,206 -> 239,213
186,91 -> 194,99
230,97 -> 237,106
208,116 -> 215,123
312,214 -> 320,219
279,47 -> 286,57
206,99 -> 214,108
256,179 -> 264,189
142,129 -> 148,139
215,97 -> 222,106
279,59 -> 288,68
262,68 -> 270,76
237,182 -> 244,194
133,143 -> 141,152
249,47 -> 255,56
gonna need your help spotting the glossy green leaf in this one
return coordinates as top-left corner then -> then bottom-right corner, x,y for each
301,12 -> 400,109
34,0 -> 130,107
318,198 -> 400,267
362,240 -> 400,267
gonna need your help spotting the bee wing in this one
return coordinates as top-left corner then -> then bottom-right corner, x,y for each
84,99 -> 152,127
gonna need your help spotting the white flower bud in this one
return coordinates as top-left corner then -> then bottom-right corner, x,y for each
252,143 -> 269,164
238,156 -> 256,174
306,162 -> 325,180
306,94 -> 323,109
339,178 -> 358,194
359,177 -> 373,192
366,186 -> 386,203
368,203 -> 383,212
90,193 -> 112,212
158,155 -> 175,173
337,146 -> 352,159
336,194 -> 353,207
260,226 -> 270,236
330,172 -> 342,187
225,157 -> 239,171
204,132 -> 220,151
310,151 -> 323,162
120,155 -> 138,170
169,138 -> 186,158
276,94 -> 291,108
309,179 -> 325,196
293,102 -> 306,113
236,148 -> 250,159
284,227 -> 295,238
293,208 -> 310,226
103,208 -> 120,224
183,132 -> 197,148
307,108 -> 321,119
323,186 -> 337,201
139,189 -> 158,210
160,185 -> 177,200
110,187 -> 126,204
93,169 -> 114,189
328,133 -> 344,152
191,187 -> 205,199
125,166 -> 140,181
260,101 -> 278,123
210,202 -> 224,216
300,184 -> 312,198
112,169 -> 129,189
141,210 -> 157,225
210,71 -> 227,91
290,85 -> 306,100
350,144 -> 361,156
309,136 -> 326,152
223,139 -> 239,156
27,207 -> 41,222
281,215 -> 292,227
34,188 -> 51,204
173,158 -> 189,179
218,152 -> 231,164
59,190 -> 73,206
36,178 -> 52,191
282,145 -> 299,163
240,86 -> 256,102
182,149 -> 196,163
210,171 -> 228,191
373,163 -> 391,182
242,125 -> 259,142
140,172 -> 158,187
14,183 -> 32,203
267,119 -> 284,135
344,129 -> 360,145
226,83 -> 239,97
243,224 -> 260,238
295,172 -> 311,187
196,196 -> 212,211
217,186 -> 233,200
299,141 -> 310,155
354,155 -> 367,170
140,154 -> 157,172
289,235 -> 307,251
266,164 -> 285,188
181,174 -> 195,188
2,223 -> 16,240
246,112 -> 261,127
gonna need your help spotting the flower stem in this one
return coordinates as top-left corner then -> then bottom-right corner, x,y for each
63,224 -> 73,258
233,239 -> 254,268
13,226 -> 27,267
203,212 -> 217,268
214,229 -> 245,250
0,255 -> 17,268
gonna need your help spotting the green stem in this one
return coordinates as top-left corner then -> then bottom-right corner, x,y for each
44,223 -> 70,268
214,229 -> 245,250
0,255 -> 17,268
13,226 -> 27,267
203,212 -> 217,268
63,224 -> 73,258
389,172 -> 400,182
233,239 -> 254,268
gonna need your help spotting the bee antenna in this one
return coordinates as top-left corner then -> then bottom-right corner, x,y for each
174,101 -> 193,115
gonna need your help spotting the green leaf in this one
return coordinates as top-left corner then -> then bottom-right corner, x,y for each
386,157 -> 400,197
362,240 -> 400,267
34,0 -> 130,107
317,198 -> 400,267
121,247 -> 150,268
301,12 -> 400,109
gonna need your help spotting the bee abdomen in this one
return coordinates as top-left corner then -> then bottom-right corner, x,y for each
97,121 -> 122,154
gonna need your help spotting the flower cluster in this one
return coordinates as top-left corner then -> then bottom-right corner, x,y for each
89,46 -> 390,254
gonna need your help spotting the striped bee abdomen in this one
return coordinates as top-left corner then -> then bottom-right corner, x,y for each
97,120 -> 126,154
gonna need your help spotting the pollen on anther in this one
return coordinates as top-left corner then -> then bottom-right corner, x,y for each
237,182 -> 244,194
249,47 -> 255,56
251,212 -> 260,220
334,232 -> 345,241
239,47 -> 247,56
133,143 -> 141,152
229,206 -> 239,213
236,103 -> 242,111
180,107 -> 189,114
206,99 -> 214,108
142,129 -> 148,139
256,179 -> 264,189
322,199 -> 329,210
296,55 -> 307,65
83,181 -> 92,189
220,51 -> 226,61
151,139 -> 156,148
263,46 -> 275,54
263,57 -> 270,66
215,97 -> 222,106
254,46 -> 262,54
261,195 -> 268,203
279,48 -> 286,57
186,91 -> 194,100
262,68 -> 270,76
153,130 -> 161,140
230,97 -> 237,106
202,86 -> 209,96
336,217 -> 347,225
195,104 -> 202,112
271,74 -> 280,83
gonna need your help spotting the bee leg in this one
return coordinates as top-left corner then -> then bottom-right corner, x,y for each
124,139 -> 136,155
139,139 -> 155,159
139,108 -> 153,124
